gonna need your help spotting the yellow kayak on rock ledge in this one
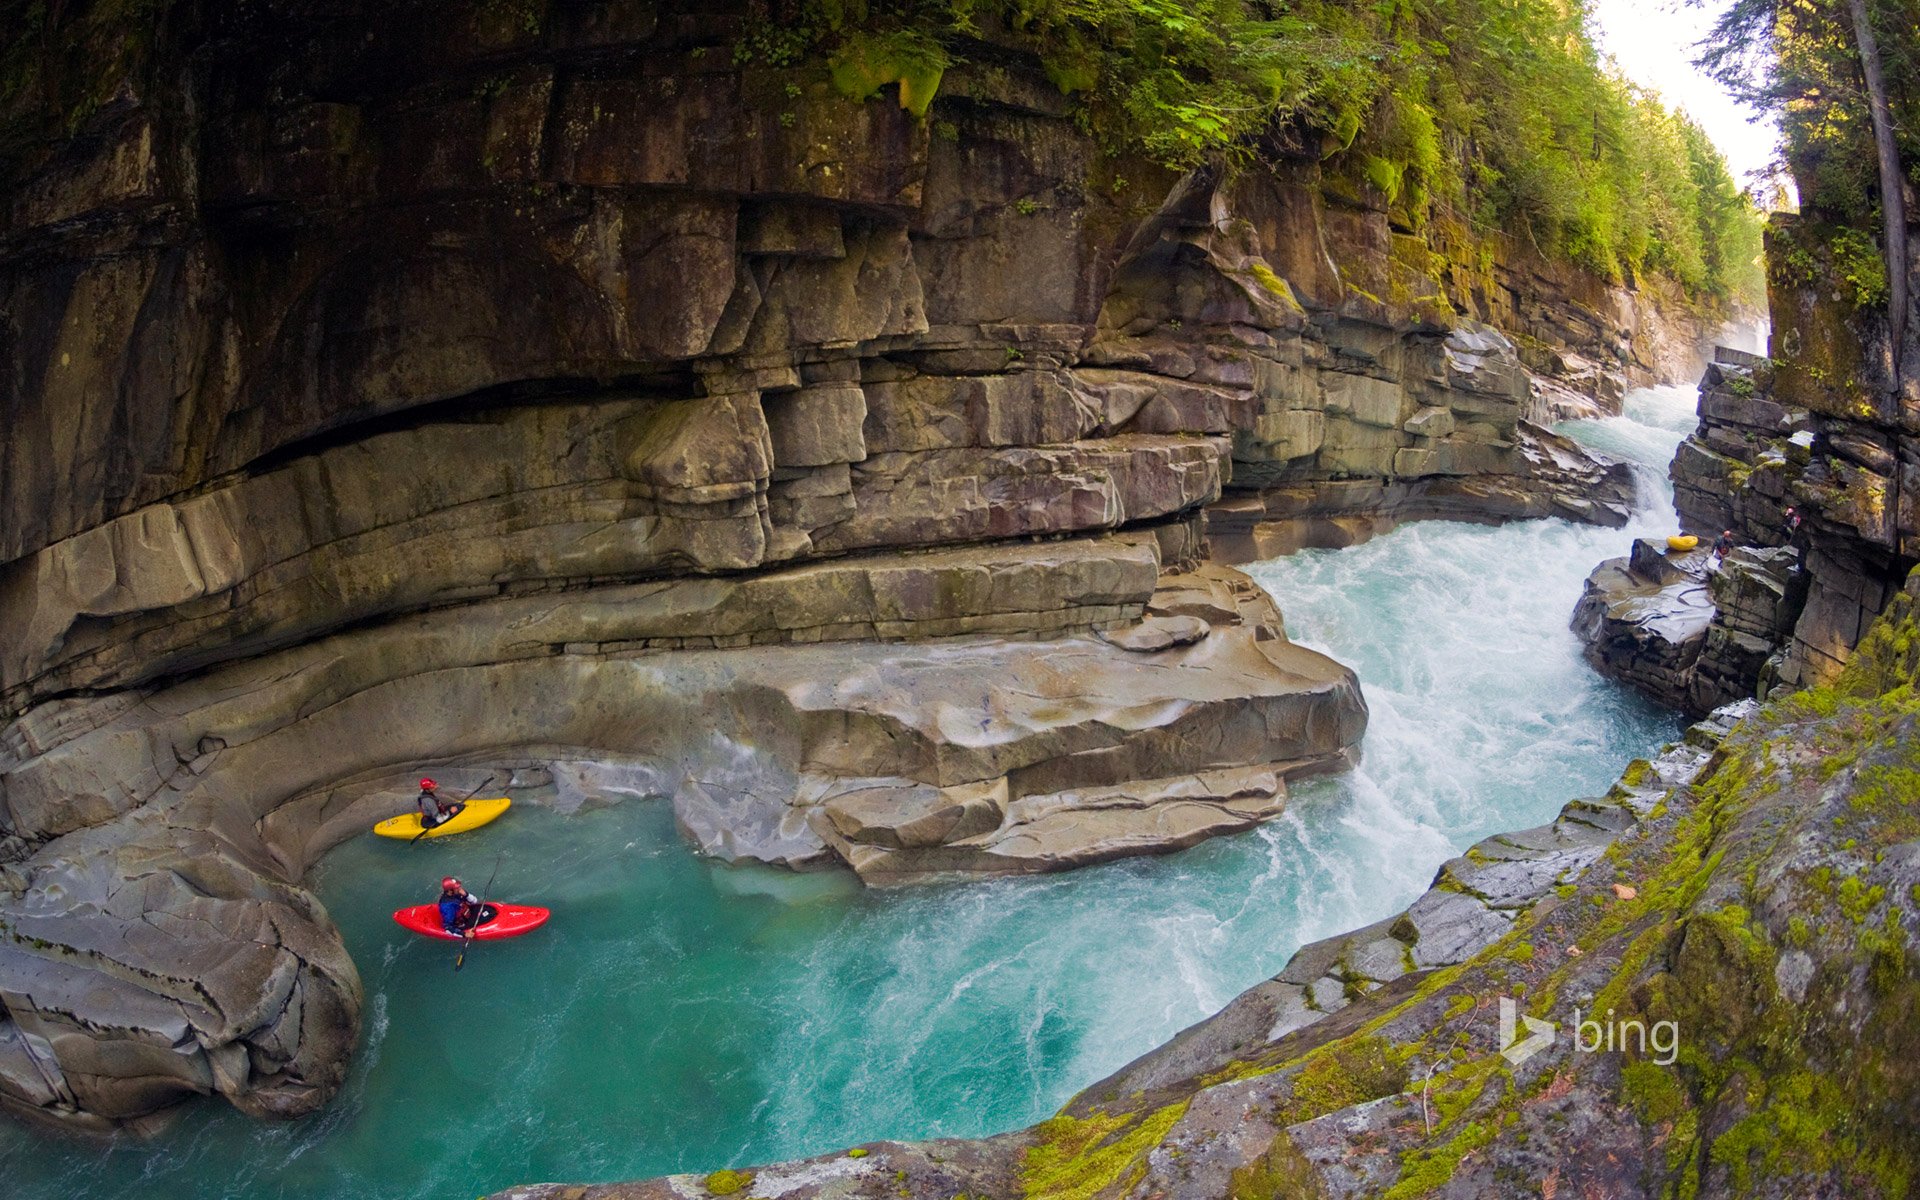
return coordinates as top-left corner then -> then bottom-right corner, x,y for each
373,797 -> 512,839
1666,534 -> 1700,552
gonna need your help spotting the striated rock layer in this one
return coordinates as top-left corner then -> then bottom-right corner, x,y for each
0,0 -> 1722,1131
1656,210 -> 1920,693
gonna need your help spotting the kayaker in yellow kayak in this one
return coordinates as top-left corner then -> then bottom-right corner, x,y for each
416,778 -> 465,829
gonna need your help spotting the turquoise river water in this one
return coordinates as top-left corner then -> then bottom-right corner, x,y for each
0,387 -> 1699,1198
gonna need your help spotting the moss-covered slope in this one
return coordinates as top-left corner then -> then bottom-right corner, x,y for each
1026,575 -> 1920,1199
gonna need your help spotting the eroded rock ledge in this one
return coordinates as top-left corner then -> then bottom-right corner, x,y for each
495,583 -> 1920,1200
0,533 -> 1366,1130
1,0 -> 1709,1133
1572,536 -> 1802,716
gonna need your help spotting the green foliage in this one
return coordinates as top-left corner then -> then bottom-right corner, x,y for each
1829,226 -> 1892,309
704,1169 -> 755,1196
827,28 -> 949,116
1701,0 -> 1920,226
741,0 -> 1764,298
999,0 -> 1382,171
4,0 -> 1766,302
1021,1103 -> 1187,1200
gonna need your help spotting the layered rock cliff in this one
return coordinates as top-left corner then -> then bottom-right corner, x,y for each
0,1 -> 1734,1133
464,10 -> 1920,1199
1575,203 -> 1920,714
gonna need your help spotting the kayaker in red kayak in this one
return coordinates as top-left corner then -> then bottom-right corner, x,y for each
416,778 -> 466,829
437,876 -> 496,936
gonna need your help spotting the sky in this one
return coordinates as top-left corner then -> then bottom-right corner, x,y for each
1588,0 -> 1782,191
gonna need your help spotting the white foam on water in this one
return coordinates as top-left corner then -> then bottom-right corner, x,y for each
3,387 -> 1700,1200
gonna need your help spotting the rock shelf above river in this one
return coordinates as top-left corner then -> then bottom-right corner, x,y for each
0,0 -> 1715,1142
0,536 -> 1365,1131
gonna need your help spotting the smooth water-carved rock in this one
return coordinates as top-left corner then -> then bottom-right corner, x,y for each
0,538 -> 1364,1128
0,0 -> 1729,1135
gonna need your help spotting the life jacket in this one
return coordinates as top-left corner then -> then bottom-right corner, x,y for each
438,894 -> 465,931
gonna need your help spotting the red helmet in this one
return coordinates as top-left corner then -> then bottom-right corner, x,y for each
441,876 -> 461,891
419,778 -> 437,790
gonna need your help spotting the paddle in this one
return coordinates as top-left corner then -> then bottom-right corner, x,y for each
453,852 -> 504,973
408,775 -> 497,845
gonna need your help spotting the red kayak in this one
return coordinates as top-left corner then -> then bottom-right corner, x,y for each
392,903 -> 550,941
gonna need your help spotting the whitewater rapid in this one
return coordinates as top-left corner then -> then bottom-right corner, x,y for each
0,386 -> 1698,1200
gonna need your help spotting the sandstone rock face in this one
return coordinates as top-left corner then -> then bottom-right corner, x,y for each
0,0 -> 1707,1132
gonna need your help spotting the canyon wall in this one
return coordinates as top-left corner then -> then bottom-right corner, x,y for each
497,573 -> 1920,1200
0,1 -> 1722,1131
1575,202 -> 1920,712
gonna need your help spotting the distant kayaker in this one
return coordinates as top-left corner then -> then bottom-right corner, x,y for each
416,777 -> 465,829
1782,506 -> 1804,541
437,876 -> 495,936
1711,530 -> 1735,564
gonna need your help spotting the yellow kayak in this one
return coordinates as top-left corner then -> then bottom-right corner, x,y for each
1666,535 -> 1700,552
373,798 -> 512,840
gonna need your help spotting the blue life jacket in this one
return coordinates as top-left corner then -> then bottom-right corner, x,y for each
438,896 -> 464,932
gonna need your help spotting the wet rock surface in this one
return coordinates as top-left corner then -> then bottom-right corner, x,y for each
1571,537 -> 1803,715
514,579 -> 1920,1199
0,0 -> 1727,1133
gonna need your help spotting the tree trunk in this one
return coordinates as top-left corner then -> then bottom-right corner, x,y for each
1847,0 -> 1909,381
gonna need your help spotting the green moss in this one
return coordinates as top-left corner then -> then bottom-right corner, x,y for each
1703,1069 -> 1915,1195
1424,1059 -> 1499,1132
1021,1103 -> 1186,1200
1360,154 -> 1401,199
1837,876 -> 1886,924
1274,1036 -> 1410,1126
1226,1132 -> 1328,1200
705,1169 -> 755,1196
1620,1061 -> 1689,1124
827,28 -> 948,117
1382,1118 -> 1493,1199
1248,260 -> 1289,297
